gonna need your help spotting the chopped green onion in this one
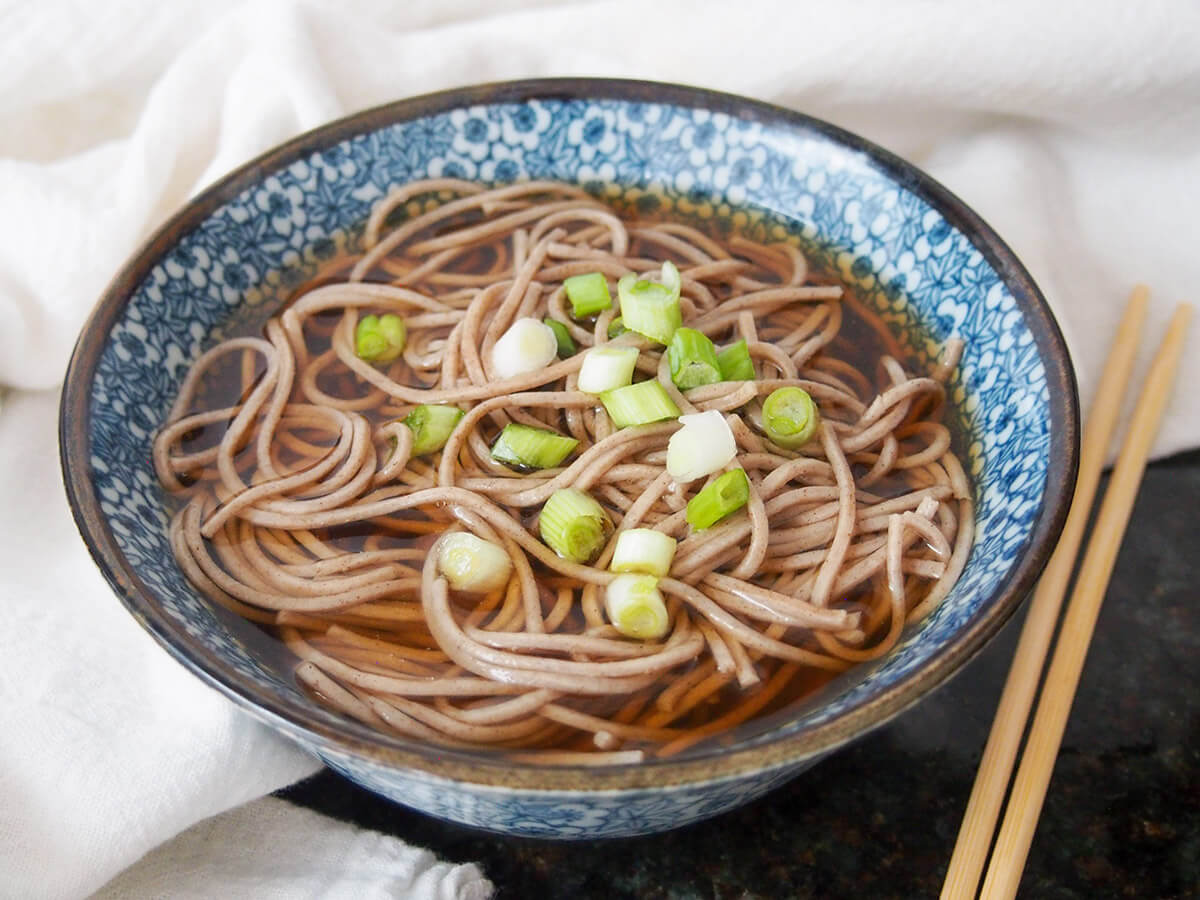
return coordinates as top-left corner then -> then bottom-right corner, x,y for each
605,574 -> 670,640
667,327 -> 722,390
666,409 -> 737,483
607,317 -> 628,339
610,528 -> 677,577
761,386 -> 820,449
686,468 -> 751,530
403,404 -> 464,456
616,260 -> 682,345
539,488 -> 613,564
599,379 -> 681,428
716,339 -> 755,381
492,317 -> 559,379
578,346 -> 639,395
437,532 -> 512,593
543,318 -> 576,358
355,313 -> 407,363
564,271 -> 612,318
491,423 -> 579,470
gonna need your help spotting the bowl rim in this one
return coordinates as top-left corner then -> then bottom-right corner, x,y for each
60,77 -> 1079,792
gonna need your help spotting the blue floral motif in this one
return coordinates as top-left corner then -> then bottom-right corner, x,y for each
316,743 -> 817,837
254,176 -> 307,237
77,90 -> 1064,838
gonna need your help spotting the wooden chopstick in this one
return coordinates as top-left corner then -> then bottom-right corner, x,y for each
941,292 -> 1193,899
978,301 -> 1192,898
939,287 -> 1151,899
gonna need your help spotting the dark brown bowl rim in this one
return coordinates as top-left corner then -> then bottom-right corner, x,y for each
60,77 -> 1079,792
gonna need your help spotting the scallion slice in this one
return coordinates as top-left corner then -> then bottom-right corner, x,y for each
539,488 -> 613,564
761,386 -> 820,449
491,423 -> 579,470
492,318 -> 559,379
599,380 -> 681,428
437,532 -> 513,593
605,574 -> 670,640
543,317 -> 576,358
402,404 -> 464,456
610,528 -> 677,577
578,346 -> 639,395
616,260 -> 682,345
716,339 -> 755,381
607,316 -> 628,339
686,468 -> 751,530
666,409 -> 737,483
667,327 -> 722,390
355,313 -> 407,363
564,271 -> 612,318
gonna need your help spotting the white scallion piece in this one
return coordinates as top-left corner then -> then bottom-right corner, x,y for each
491,317 -> 559,379
605,574 -> 670,640
538,488 -> 612,564
665,409 -> 737,483
436,533 -> 513,593
610,528 -> 677,577
577,346 -> 640,395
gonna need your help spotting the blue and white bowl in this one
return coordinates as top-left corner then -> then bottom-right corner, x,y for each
61,79 -> 1078,838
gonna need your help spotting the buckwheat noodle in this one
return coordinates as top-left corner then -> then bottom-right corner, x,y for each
154,179 -> 971,764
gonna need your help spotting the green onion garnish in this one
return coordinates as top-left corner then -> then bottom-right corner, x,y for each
686,468 -> 751,530
491,423 -> 579,470
355,313 -> 407,363
539,488 -> 613,564
605,574 -> 670,639
402,404 -> 464,456
607,317 -> 628,339
437,532 -> 513,593
543,318 -> 576,358
564,271 -> 612,318
667,327 -> 722,390
616,260 -> 682,345
578,346 -> 639,395
761,386 -> 820,449
610,528 -> 677,577
599,380 -> 681,428
716,339 -> 755,381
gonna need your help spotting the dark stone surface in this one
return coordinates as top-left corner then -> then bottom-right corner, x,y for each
278,450 -> 1200,899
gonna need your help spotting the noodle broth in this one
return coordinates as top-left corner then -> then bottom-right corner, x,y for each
158,181 -> 972,763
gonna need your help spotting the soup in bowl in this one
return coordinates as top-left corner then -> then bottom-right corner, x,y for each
61,79 -> 1077,837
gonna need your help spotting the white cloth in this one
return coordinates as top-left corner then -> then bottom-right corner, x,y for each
0,388 -> 493,899
2,0 -> 1199,454
93,797 -> 493,900
1,0 -> 1197,897
0,388 -> 314,897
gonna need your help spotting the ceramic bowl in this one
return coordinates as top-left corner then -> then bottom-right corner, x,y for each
61,79 -> 1078,838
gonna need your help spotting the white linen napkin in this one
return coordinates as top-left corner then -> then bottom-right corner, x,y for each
0,388 -> 315,897
2,0 -> 1199,455
93,797 -> 493,900
0,388 -> 492,899
1,1 -> 1197,896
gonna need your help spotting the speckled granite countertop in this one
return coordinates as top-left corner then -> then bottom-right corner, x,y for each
278,450 -> 1199,899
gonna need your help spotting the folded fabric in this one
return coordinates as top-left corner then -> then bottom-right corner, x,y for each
93,796 -> 493,900
0,389 -> 319,897
0,386 -> 492,897
2,0 -> 1198,454
2,0 -> 1199,897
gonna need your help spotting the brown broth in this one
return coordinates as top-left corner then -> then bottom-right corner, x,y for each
163,195 -> 969,762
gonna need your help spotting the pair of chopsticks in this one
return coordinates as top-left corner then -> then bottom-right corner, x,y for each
940,287 -> 1193,900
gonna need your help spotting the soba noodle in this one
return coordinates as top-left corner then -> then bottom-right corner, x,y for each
153,179 -> 972,764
